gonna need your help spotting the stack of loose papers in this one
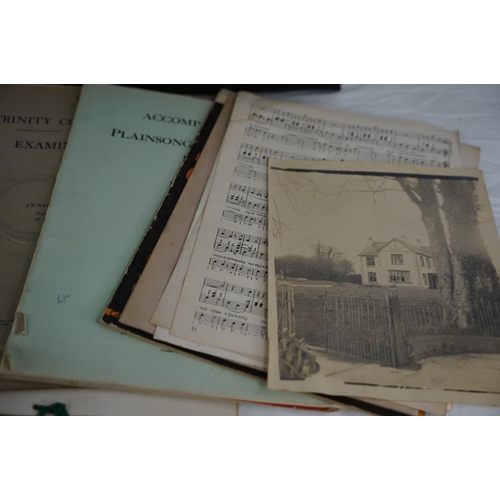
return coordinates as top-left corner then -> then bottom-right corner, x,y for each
4,85 -> 498,415
106,91 -> 485,413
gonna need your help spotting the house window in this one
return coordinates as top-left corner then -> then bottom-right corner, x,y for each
366,257 -> 376,268
368,272 -> 377,283
427,258 -> 431,269
390,271 -> 411,283
422,274 -> 428,286
391,254 -> 404,265
419,256 -> 425,267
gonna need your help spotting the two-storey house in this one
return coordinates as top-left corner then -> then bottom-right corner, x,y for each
359,237 -> 438,289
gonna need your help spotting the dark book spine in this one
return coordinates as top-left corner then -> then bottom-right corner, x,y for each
123,85 -> 341,95
103,101 -> 223,322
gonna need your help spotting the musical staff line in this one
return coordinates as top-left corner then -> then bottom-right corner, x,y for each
234,165 -> 267,182
214,228 -> 267,261
194,312 -> 267,340
226,183 -> 268,213
222,210 -> 268,228
249,105 -> 453,152
199,278 -> 266,317
244,124 -> 451,158
209,258 -> 268,281
238,143 -> 450,168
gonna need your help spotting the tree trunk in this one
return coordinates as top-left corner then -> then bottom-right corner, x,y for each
419,179 -> 465,326
440,178 -> 500,328
398,179 -> 456,313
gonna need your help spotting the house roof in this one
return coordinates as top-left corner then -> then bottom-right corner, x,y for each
359,238 -> 433,258
359,242 -> 387,257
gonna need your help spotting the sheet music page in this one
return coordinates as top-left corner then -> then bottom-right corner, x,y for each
152,153 -> 267,369
153,215 -> 267,369
163,91 -> 463,365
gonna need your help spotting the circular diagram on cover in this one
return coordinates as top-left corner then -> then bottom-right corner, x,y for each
0,174 -> 56,245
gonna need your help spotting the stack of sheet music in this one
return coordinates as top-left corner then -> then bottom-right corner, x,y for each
2,84 -> 498,415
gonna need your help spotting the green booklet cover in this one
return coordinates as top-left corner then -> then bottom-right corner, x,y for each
1,84 -> 330,408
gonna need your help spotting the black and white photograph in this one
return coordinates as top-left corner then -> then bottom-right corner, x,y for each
268,160 -> 500,405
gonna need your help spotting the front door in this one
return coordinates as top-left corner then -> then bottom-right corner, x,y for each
428,274 -> 439,290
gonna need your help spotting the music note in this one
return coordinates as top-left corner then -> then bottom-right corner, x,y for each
226,183 -> 268,213
198,278 -> 267,317
234,165 -> 267,182
222,210 -> 268,228
194,311 -> 267,340
214,229 -> 267,261
209,258 -> 268,281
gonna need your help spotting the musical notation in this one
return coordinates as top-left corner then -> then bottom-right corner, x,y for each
239,143 -> 310,166
199,278 -> 267,317
249,105 -> 453,153
194,312 -> 267,340
226,183 -> 268,213
245,124 -> 321,151
244,124 -> 451,158
214,228 -> 267,261
209,258 -> 268,281
222,210 -> 268,228
234,165 -> 267,182
238,143 -> 450,168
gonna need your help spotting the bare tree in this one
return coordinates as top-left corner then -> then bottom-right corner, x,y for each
276,242 -> 355,282
387,177 -> 499,328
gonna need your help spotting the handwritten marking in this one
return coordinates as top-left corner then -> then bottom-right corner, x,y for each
57,294 -> 71,304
